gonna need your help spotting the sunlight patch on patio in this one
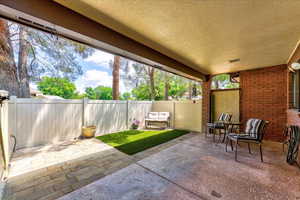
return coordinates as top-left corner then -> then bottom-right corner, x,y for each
9,138 -> 116,178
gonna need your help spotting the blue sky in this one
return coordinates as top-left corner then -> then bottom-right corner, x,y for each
74,50 -> 128,93
9,19 -> 129,94
31,49 -> 129,94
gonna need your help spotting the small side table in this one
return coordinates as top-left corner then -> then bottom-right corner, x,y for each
222,122 -> 242,143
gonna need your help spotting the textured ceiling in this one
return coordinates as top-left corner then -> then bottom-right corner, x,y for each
54,0 -> 300,74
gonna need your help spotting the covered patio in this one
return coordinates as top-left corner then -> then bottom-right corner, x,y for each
1,0 -> 300,200
4,134 -> 300,200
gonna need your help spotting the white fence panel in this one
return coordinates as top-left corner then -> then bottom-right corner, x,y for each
174,101 -> 202,132
152,100 -> 202,132
152,101 -> 175,127
6,98 -> 200,149
8,99 -> 82,149
86,100 -> 127,135
128,101 -> 152,128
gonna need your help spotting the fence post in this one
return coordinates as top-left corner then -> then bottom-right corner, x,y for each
126,100 -> 129,129
173,101 -> 176,129
10,96 -> 17,139
1,98 -> 11,173
82,97 -> 88,127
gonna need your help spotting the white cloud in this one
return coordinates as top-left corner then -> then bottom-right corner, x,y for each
75,69 -> 128,94
75,70 -> 112,93
84,50 -> 114,68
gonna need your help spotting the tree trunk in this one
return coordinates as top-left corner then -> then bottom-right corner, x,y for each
0,19 -> 19,96
148,67 -> 155,100
17,25 -> 30,98
214,80 -> 219,89
188,80 -> 192,100
164,72 -> 169,100
112,55 -> 120,100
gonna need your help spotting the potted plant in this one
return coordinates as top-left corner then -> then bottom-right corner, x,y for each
131,119 -> 140,130
82,125 -> 96,138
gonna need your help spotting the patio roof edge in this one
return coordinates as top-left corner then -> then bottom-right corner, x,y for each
0,0 -> 207,81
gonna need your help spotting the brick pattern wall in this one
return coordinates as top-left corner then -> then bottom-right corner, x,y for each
287,71 -> 294,109
240,65 -> 288,142
202,80 -> 211,133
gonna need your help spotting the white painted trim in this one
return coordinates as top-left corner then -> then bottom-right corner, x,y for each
287,39 -> 300,65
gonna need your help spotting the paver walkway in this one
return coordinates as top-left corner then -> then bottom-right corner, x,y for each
3,132 -> 194,200
60,134 -> 300,200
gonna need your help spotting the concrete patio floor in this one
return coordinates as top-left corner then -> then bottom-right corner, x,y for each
2,133 -> 300,200
2,132 -> 193,200
59,134 -> 300,200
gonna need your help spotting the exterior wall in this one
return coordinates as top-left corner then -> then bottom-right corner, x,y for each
201,65 -> 288,142
152,100 -> 202,132
212,89 -> 240,122
240,65 -> 288,142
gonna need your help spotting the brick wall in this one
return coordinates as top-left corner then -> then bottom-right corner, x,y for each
240,65 -> 288,142
201,79 -> 211,133
202,65 -> 289,142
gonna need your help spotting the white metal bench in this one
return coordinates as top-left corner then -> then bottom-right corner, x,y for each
145,112 -> 170,128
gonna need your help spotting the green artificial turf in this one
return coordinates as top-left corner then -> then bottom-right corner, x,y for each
96,129 -> 189,155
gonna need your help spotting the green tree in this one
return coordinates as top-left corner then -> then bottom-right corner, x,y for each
0,19 -> 94,97
37,77 -> 77,99
85,86 -> 113,100
131,84 -> 150,100
122,62 -> 157,100
211,74 -> 239,89
121,92 -> 132,100
131,82 -> 164,100
168,76 -> 189,99
128,68 -> 200,100
85,87 -> 97,99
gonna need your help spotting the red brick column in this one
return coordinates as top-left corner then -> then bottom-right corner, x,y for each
202,78 -> 211,133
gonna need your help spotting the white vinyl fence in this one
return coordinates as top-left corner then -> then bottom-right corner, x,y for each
152,100 -> 202,132
0,100 -> 10,177
8,97 -> 152,149
84,100 -> 152,136
6,97 -> 201,150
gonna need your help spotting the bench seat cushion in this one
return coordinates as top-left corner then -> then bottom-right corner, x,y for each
145,118 -> 168,122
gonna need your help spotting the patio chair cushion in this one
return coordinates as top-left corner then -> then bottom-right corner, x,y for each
207,113 -> 232,130
227,133 -> 258,141
245,118 -> 266,139
207,122 -> 225,129
218,113 -> 232,122
228,118 -> 266,141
